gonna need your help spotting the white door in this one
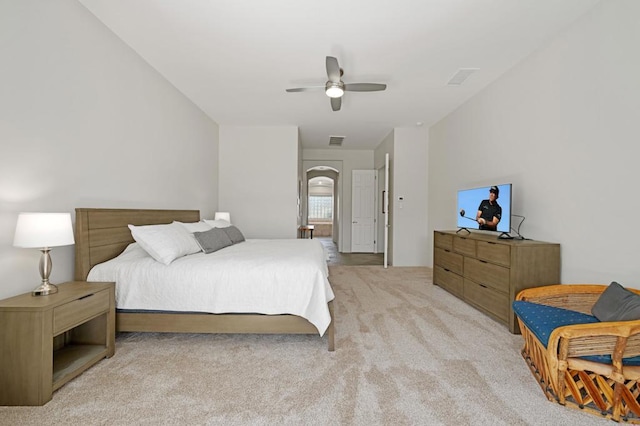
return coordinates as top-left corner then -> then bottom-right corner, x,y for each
376,165 -> 385,254
384,153 -> 389,268
351,170 -> 376,253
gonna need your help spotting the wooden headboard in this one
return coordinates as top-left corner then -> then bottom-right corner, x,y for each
74,208 -> 200,280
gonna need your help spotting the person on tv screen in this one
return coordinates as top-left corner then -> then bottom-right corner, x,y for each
476,186 -> 502,231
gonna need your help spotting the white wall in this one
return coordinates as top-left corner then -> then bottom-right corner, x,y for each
218,125 -> 298,238
0,0 -> 219,299
297,135 -> 303,227
374,128 -> 429,266
428,0 -> 640,286
303,149 -> 374,252
375,131 -> 394,260
391,127 -> 429,266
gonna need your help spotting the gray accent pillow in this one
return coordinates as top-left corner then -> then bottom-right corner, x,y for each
193,228 -> 233,254
223,225 -> 245,244
592,281 -> 640,322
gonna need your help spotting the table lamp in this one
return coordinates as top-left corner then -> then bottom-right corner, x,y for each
13,212 -> 75,296
214,212 -> 231,223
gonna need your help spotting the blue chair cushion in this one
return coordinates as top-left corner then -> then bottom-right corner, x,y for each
513,300 -> 599,346
513,300 -> 640,366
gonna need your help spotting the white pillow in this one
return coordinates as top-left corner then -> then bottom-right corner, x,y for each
202,219 -> 231,228
175,221 -> 212,233
174,221 -> 212,254
128,222 -> 201,265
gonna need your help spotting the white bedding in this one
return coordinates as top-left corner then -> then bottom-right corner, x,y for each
87,239 -> 335,335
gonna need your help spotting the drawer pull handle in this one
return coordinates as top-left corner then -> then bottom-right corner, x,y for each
479,260 -> 488,264
78,293 -> 94,300
480,284 -> 488,288
444,268 -> 450,272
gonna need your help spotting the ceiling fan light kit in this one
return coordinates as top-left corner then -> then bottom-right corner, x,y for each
286,56 -> 386,111
325,81 -> 344,98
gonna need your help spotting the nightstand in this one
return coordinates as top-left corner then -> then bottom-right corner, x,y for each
0,281 -> 115,406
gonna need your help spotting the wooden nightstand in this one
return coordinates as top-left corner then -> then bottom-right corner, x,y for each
0,281 -> 115,406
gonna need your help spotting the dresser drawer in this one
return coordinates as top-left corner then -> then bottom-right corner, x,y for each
434,231 -> 453,251
53,290 -> 109,335
476,240 -> 510,267
434,266 -> 463,298
434,247 -> 463,275
453,236 -> 476,257
464,257 -> 509,293
464,279 -> 510,322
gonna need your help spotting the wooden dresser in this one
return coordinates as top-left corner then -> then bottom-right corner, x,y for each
433,230 -> 560,333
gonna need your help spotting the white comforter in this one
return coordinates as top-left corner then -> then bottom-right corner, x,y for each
87,239 -> 335,335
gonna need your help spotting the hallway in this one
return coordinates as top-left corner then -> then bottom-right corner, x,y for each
317,237 -> 384,266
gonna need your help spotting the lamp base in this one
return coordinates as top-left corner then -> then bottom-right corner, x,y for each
32,282 -> 58,296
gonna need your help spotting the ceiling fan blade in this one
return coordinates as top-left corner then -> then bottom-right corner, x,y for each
344,83 -> 387,92
330,97 -> 341,111
286,86 -> 324,93
326,56 -> 341,83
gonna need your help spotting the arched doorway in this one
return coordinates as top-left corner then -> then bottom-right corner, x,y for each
307,176 -> 334,237
305,166 -> 339,245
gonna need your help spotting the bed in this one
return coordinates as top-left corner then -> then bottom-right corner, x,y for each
74,208 -> 335,351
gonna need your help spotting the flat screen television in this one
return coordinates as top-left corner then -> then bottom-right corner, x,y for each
457,183 -> 512,237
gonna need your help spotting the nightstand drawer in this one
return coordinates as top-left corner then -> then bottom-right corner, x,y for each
53,290 -> 109,335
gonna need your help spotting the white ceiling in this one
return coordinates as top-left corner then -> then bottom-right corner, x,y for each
78,0 -> 600,150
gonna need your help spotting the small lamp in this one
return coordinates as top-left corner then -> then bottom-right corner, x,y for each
214,212 -> 231,223
13,212 -> 75,296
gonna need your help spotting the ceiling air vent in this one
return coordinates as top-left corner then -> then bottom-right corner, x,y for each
447,68 -> 479,86
329,136 -> 345,146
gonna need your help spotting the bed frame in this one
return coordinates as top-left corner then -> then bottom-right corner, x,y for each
74,208 -> 335,351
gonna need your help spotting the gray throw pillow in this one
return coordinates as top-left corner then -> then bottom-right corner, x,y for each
193,228 -> 233,254
592,281 -> 640,322
223,225 -> 245,244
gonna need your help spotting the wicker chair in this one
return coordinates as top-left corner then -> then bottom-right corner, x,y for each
515,284 -> 640,423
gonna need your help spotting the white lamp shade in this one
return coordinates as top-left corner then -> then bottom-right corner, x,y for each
214,212 -> 231,223
13,212 -> 75,248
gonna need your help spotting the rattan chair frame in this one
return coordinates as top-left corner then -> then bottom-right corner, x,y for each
516,284 -> 640,423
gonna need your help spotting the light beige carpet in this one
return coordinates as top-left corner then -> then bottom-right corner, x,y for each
1,266 -> 610,425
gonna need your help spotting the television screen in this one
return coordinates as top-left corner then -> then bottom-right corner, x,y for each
457,184 -> 512,235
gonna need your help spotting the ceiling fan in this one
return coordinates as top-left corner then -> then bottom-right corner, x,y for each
286,56 -> 387,111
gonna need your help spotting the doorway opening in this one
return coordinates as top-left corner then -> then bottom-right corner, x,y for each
308,176 -> 334,237
304,164 -> 340,247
